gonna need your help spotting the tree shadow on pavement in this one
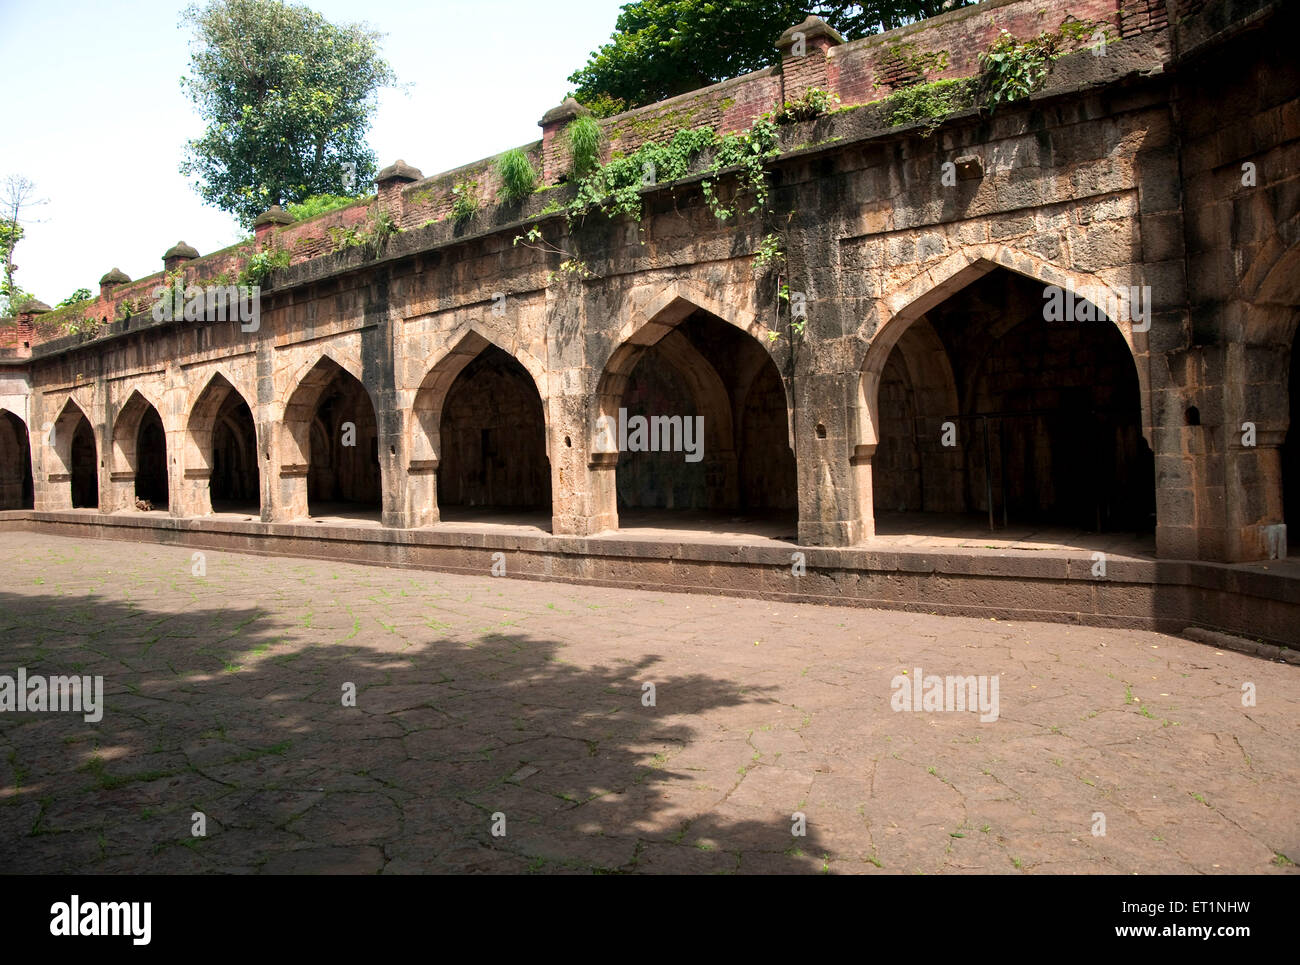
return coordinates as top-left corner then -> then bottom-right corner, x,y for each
0,586 -> 830,874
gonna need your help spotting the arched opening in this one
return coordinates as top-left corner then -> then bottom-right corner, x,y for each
281,356 -> 381,522
135,407 -> 168,509
1284,333 -> 1299,553
71,420 -> 97,508
213,399 -> 259,511
307,370 -> 380,519
436,344 -> 550,526
186,374 -> 260,516
408,333 -> 550,530
111,392 -> 168,512
597,305 -> 796,540
0,409 -> 34,509
48,399 -> 99,510
866,266 -> 1153,542
872,318 -> 963,514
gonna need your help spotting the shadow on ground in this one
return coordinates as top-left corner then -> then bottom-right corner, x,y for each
0,588 -> 828,874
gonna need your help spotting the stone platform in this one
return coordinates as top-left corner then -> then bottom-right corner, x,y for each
2,510 -> 1296,647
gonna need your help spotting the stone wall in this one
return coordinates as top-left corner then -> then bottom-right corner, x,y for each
1,0 -> 1295,573
9,0 -> 1178,359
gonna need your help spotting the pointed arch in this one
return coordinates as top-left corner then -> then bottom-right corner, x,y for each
285,349 -> 367,408
281,353 -> 374,469
856,251 -> 1153,539
111,389 -> 168,510
0,407 -> 34,510
410,327 -> 547,467
596,290 -> 790,454
280,353 -> 381,520
111,389 -> 161,475
858,245 -> 1152,451
871,317 -> 963,515
605,278 -> 776,365
592,291 -> 797,534
185,371 -> 261,516
48,397 -> 98,510
408,327 -> 550,526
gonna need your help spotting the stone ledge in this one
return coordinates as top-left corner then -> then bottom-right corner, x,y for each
2,510 -> 1295,647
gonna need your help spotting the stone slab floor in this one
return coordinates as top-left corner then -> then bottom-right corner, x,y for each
0,532 -> 1296,875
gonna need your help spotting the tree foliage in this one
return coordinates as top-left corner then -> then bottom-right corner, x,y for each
0,175 -> 45,317
567,0 -> 976,111
179,0 -> 397,227
0,219 -> 24,312
55,288 -> 94,308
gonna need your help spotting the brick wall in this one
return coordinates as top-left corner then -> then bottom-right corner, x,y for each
829,0 -> 1147,105
23,0 -> 1173,349
0,317 -> 35,356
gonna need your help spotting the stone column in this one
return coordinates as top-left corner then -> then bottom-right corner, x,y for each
775,16 -> 844,105
253,206 -> 293,247
162,241 -> 199,275
98,268 -> 130,301
795,370 -> 864,545
256,332 -> 285,523
374,160 -> 422,228
538,98 -> 591,186
1223,341 -> 1291,560
547,268 -> 613,536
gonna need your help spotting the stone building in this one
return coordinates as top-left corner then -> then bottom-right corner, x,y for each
2,0 -> 1298,642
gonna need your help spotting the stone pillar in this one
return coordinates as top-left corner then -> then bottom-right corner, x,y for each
551,397 -> 612,537
776,16 -> 844,105
98,268 -> 129,300
162,241 -> 199,275
255,335 -> 281,523
795,370 -> 864,545
28,384 -> 60,513
850,444 -> 875,542
405,455 -> 438,528
253,205 -> 293,246
1225,431 -> 1288,559
546,271 -> 614,536
1223,341 -> 1291,560
538,98 -> 591,186
580,452 -> 620,536
1156,337 -> 1292,563
108,470 -> 135,513
93,385 -> 109,513
274,421 -> 310,523
163,364 -> 186,519
374,160 -> 422,227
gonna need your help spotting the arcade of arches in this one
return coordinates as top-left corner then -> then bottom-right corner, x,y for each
3,273 -> 1293,558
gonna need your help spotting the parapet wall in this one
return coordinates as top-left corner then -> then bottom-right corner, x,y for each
5,0 -> 1175,351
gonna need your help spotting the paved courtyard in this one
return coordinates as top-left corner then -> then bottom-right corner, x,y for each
0,532 -> 1296,874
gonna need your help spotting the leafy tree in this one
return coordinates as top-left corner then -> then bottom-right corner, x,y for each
568,0 -> 975,111
56,289 -> 94,308
179,0 -> 397,227
0,219 -> 23,312
1,175 -> 47,316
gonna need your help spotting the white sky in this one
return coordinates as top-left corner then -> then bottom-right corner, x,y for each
0,0 -> 629,302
